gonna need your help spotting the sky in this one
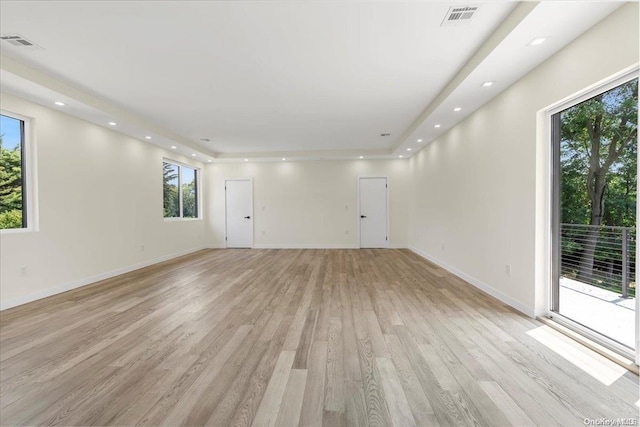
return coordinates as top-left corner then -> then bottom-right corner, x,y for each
0,115 -> 22,150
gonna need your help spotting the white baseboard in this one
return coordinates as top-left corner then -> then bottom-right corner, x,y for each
253,243 -> 360,249
0,246 -> 206,311
206,244 -> 226,249
252,243 -> 408,250
408,245 -> 534,318
389,244 -> 408,249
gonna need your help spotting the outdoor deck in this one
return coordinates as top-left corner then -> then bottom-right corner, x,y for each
559,277 -> 636,350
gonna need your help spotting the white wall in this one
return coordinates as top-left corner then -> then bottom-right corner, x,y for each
0,93 -> 207,309
409,3 -> 639,316
205,160 -> 410,248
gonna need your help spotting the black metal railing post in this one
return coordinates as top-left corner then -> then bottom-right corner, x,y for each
622,227 -> 629,298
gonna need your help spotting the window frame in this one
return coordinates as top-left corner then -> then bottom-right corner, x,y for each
162,159 -> 201,221
0,110 -> 37,234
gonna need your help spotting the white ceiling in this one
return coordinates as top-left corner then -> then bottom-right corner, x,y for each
0,1 -> 626,161
396,1 -> 626,156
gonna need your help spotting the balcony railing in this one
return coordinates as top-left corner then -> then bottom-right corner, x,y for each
560,223 -> 636,298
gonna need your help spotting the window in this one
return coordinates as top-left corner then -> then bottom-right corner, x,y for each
0,113 -> 27,229
163,161 -> 199,219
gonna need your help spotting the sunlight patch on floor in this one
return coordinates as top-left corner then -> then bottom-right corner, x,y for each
526,325 -> 627,386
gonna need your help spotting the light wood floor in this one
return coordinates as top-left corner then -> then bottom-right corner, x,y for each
1,249 -> 638,426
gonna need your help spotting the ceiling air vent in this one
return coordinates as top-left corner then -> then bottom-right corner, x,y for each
441,5 -> 480,26
0,34 -> 41,49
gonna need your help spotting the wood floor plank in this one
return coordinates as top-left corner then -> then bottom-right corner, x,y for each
162,324 -> 253,426
323,317 -> 344,413
0,248 -> 636,427
205,341 -> 269,427
110,354 -> 200,426
384,334 -> 438,427
344,379 -> 368,427
299,340 -> 328,427
292,309 -> 318,369
375,357 -> 417,427
314,287 -> 332,342
341,283 -> 362,382
479,381 -> 537,427
364,310 -> 389,358
251,351 -> 296,427
356,338 -> 393,427
228,314 -> 293,427
274,368 -> 307,427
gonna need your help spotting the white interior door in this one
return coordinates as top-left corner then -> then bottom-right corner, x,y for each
359,177 -> 387,248
225,179 -> 253,248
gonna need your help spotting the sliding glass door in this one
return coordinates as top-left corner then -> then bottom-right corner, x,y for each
551,76 -> 638,357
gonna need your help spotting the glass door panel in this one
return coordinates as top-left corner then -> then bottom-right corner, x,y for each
552,77 -> 638,354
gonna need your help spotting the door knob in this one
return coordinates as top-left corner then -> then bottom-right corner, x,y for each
244,216 -> 251,219
360,215 -> 367,218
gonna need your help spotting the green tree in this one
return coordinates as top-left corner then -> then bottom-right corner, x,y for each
602,144 -> 637,227
560,79 -> 638,283
0,209 -> 22,229
182,180 -> 197,218
163,162 -> 179,217
0,134 -> 23,229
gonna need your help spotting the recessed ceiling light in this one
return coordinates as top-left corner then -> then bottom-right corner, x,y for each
244,158 -> 248,162
434,124 -> 441,128
282,158 -> 286,161
108,122 -> 117,126
200,138 -> 210,142
359,156 -> 364,159
406,148 -> 412,151
54,101 -> 65,106
207,160 -> 212,163
417,139 -> 423,142
171,146 -> 177,149
453,107 -> 462,112
481,81 -> 494,87
529,37 -> 546,46
191,154 -> 196,157
144,136 -> 152,140
399,155 -> 404,158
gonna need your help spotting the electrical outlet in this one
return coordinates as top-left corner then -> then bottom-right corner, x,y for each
345,230 -> 350,235
262,230 -> 266,236
140,244 -> 145,252
19,266 -> 27,277
505,264 -> 511,276
441,243 -> 445,251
